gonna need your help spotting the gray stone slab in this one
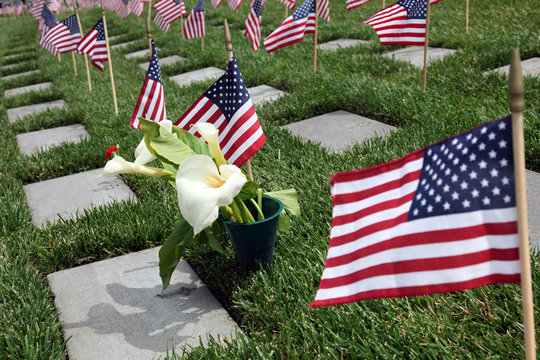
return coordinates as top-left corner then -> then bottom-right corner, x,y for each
318,38 -> 370,51
4,52 -> 33,60
24,168 -> 136,227
138,55 -> 186,70
125,49 -> 151,59
16,124 -> 89,156
526,170 -> 540,250
111,40 -> 137,50
383,46 -> 456,68
2,62 -> 27,70
7,100 -> 66,123
4,81 -> 52,97
47,246 -> 241,359
487,57 -> 540,78
108,35 -> 123,42
282,110 -> 395,153
248,85 -> 285,106
1,69 -> 40,81
170,67 -> 224,87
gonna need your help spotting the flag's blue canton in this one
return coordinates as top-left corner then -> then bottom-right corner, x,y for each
399,0 -> 427,19
292,0 -> 314,21
253,0 -> 262,17
42,5 -> 57,27
409,116 -> 514,221
193,0 -> 204,12
95,19 -> 105,41
122,0 -> 130,5
61,15 -> 80,34
172,0 -> 181,5
146,42 -> 163,83
204,56 -> 248,122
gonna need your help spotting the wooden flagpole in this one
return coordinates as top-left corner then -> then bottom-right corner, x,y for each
201,36 -> 204,51
146,0 -> 153,55
382,0 -> 385,8
101,0 -> 119,115
71,51 -> 78,75
313,0 -> 318,74
285,3 -> 288,17
465,0 -> 469,33
421,0 -> 431,93
223,19 -> 253,181
509,48 -> 536,360
58,53 -> 62,62
181,16 -> 184,37
73,0 -> 92,91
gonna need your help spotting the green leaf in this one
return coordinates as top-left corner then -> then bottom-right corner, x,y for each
171,125 -> 212,157
265,189 -> 301,216
277,212 -> 291,233
158,219 -> 194,293
162,162 -> 178,188
201,226 -> 226,254
237,180 -> 260,200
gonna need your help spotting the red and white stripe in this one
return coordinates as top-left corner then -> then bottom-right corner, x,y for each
175,97 -> 265,167
153,0 -> 185,32
131,78 -> 166,129
183,10 -> 204,39
76,27 -> 108,72
211,0 -> 222,9
226,0 -> 242,11
346,0 -> 370,11
116,0 -> 131,18
31,0 -> 44,19
131,0 -> 144,17
263,9 -> 315,53
40,23 -> 71,54
311,150 -> 520,307
244,2 -> 261,51
275,0 -> 295,9
318,0 -> 329,21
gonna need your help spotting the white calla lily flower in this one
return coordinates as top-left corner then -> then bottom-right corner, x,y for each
134,119 -> 174,164
195,123 -> 228,167
176,154 -> 247,235
99,156 -> 173,179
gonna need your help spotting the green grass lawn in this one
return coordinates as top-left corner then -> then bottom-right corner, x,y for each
0,0 -> 539,358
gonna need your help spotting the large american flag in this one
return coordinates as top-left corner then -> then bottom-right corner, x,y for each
263,0 -> 315,53
226,0 -> 242,11
76,18 -> 108,72
39,5 -> 70,55
183,0 -> 205,39
153,0 -> 186,32
131,41 -> 167,129
311,116 -> 520,307
244,0 -> 262,52
174,56 -> 265,167
56,15 -> 81,53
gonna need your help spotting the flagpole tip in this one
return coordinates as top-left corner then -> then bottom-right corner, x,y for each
509,48 -> 525,113
223,19 -> 233,60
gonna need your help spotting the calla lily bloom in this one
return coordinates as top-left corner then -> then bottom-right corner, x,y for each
176,154 -> 246,235
99,155 -> 174,179
195,123 -> 228,167
134,119 -> 174,164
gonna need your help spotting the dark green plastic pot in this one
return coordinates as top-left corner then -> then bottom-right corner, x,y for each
222,196 -> 283,269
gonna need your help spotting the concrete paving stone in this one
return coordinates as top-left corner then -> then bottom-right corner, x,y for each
47,246 -> 241,359
24,168 -> 136,227
170,67 -> 224,87
487,57 -> 540,78
7,100 -> 66,123
4,81 -> 52,98
138,55 -> 186,70
526,170 -> 540,250
111,40 -> 137,50
1,69 -> 40,81
282,110 -> 395,153
318,38 -> 370,51
108,35 -> 123,42
2,62 -> 29,70
16,124 -> 89,156
4,52 -> 34,60
248,85 -> 285,106
383,46 -> 456,68
125,48 -> 151,59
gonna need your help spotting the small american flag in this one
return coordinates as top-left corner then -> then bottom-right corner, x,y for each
263,0 -> 315,54
211,0 -> 221,9
174,56 -> 265,167
346,0 -> 370,11
115,0 -> 131,18
56,15 -> 81,53
226,0 -> 242,11
275,0 -> 295,9
31,0 -> 44,20
131,0 -> 144,17
153,0 -> 186,32
244,0 -> 262,52
183,0 -> 205,39
318,0 -> 329,21
363,0 -> 439,45
131,41 -> 167,129
39,5 -> 70,55
76,18 -> 108,72
311,116 -> 520,307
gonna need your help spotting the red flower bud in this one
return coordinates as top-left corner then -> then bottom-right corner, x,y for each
105,146 -> 118,159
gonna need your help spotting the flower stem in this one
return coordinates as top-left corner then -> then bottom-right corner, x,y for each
230,199 -> 244,223
249,198 -> 265,221
234,198 -> 256,223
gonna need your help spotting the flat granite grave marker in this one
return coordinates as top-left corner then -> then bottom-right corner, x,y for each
318,38 -> 369,51
1,69 -> 40,81
111,40 -> 137,50
125,48 -> 151,59
24,168 -> 136,227
170,67 -> 224,87
383,46 -> 456,68
282,110 -> 395,153
526,170 -> 540,250
47,247 -> 241,360
2,62 -> 30,70
7,100 -> 66,123
4,52 -> 34,60
487,57 -> 540,78
248,85 -> 285,106
16,124 -> 89,156
4,81 -> 52,98
138,55 -> 186,70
